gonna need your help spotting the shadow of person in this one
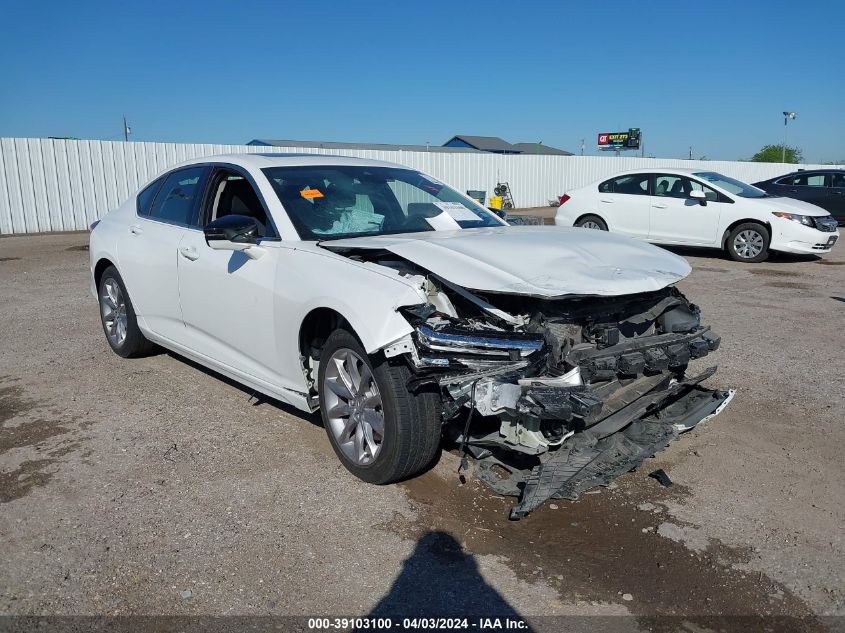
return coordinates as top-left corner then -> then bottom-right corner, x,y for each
365,531 -> 526,621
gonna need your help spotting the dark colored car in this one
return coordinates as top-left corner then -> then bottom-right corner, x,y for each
753,170 -> 845,225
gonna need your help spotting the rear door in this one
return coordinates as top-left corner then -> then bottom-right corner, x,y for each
597,173 -> 651,238
648,174 -> 723,245
117,166 -> 209,342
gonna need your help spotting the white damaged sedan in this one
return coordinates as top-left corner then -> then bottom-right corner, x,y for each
90,153 -> 733,518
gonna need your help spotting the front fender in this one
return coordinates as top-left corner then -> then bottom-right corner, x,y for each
273,246 -> 428,389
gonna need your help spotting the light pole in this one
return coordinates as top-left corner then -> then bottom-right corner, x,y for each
782,111 -> 796,162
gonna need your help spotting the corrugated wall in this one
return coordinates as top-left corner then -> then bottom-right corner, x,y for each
0,137 -> 830,234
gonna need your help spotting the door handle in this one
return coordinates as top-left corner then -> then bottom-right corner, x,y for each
653,203 -> 668,209
789,189 -> 798,193
179,246 -> 200,261
600,199 -> 614,203
129,224 -> 143,235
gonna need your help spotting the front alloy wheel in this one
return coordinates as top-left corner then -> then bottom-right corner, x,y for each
323,348 -> 385,465
317,328 -> 442,484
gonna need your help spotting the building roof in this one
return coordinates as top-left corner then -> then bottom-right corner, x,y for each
248,139 -> 479,153
445,135 -> 572,155
249,136 -> 573,156
510,142 -> 573,156
444,135 -> 517,152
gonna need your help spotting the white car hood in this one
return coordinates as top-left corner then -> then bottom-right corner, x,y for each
748,195 -> 829,215
324,225 -> 691,298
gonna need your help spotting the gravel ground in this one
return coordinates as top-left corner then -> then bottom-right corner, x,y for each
0,231 -> 843,631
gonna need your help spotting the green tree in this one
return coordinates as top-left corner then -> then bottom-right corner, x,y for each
750,144 -> 803,163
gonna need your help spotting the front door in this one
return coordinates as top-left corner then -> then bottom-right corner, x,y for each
827,172 -> 845,221
176,167 -> 286,389
648,174 -> 722,245
788,172 -> 832,211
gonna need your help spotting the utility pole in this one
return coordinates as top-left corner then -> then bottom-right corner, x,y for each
782,111 -> 796,162
123,116 -> 131,142
689,146 -> 693,160
580,139 -> 585,156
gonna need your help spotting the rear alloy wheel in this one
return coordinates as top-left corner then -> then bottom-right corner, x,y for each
98,266 -> 156,358
727,222 -> 770,262
318,328 -> 441,484
575,215 -> 608,231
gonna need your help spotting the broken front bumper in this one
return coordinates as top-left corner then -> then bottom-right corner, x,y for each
473,373 -> 735,519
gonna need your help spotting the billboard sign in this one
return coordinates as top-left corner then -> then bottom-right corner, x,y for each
597,128 -> 641,151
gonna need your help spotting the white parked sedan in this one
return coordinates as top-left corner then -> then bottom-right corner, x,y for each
555,168 -> 839,262
90,154 -> 732,518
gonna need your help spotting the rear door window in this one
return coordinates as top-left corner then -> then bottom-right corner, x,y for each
832,172 -> 845,188
601,174 -> 650,195
148,167 -> 208,227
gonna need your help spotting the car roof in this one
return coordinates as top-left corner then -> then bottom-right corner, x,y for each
599,167 -> 709,177
171,152 -> 405,171
772,168 -> 844,176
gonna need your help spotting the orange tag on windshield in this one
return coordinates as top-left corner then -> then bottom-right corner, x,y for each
300,188 -> 324,199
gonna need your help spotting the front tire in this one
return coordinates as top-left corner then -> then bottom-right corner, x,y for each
98,266 -> 156,358
318,328 -> 441,484
575,215 -> 608,231
727,222 -> 770,262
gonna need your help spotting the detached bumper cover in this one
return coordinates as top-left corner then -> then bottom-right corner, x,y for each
471,369 -> 734,519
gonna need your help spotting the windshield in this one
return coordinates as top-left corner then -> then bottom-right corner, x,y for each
262,165 -> 505,241
692,171 -> 767,198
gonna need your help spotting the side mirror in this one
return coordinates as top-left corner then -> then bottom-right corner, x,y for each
204,215 -> 261,252
689,190 -> 707,205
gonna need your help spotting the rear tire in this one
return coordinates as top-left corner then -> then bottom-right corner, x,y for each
318,328 -> 441,484
98,266 -> 156,358
575,215 -> 608,231
726,222 -> 770,262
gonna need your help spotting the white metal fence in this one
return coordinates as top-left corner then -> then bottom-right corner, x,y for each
0,137 -> 829,235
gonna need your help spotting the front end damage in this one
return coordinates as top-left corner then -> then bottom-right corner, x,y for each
336,247 -> 735,519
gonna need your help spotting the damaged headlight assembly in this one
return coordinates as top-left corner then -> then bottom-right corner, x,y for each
389,284 -> 733,519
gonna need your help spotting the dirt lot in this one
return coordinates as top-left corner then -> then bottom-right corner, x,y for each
1,231 -> 843,631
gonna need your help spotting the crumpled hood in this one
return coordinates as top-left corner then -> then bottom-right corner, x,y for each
324,225 -> 691,297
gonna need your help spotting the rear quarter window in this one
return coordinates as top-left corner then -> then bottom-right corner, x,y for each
137,177 -> 164,215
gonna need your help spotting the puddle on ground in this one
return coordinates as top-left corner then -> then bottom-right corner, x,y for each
764,281 -> 812,290
0,380 -> 82,502
0,383 -> 36,425
0,458 -> 56,503
815,260 -> 844,266
379,463 -> 821,632
65,245 -> 89,252
694,266 -> 730,273
748,269 -> 802,277
0,257 -> 21,262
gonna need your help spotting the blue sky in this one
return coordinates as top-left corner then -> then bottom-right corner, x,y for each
1,0 -> 843,161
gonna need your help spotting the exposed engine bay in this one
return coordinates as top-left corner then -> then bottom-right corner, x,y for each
328,245 -> 735,519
